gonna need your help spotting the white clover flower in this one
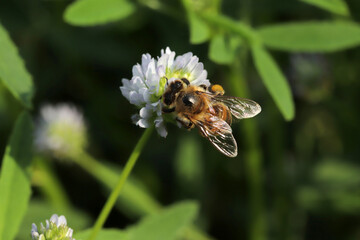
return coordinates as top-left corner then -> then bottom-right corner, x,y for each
120,47 -> 210,137
31,214 -> 75,240
35,103 -> 87,158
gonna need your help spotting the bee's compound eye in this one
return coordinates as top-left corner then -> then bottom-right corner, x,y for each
182,94 -> 196,107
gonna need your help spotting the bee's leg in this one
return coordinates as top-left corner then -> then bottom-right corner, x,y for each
176,115 -> 194,130
208,84 -> 225,96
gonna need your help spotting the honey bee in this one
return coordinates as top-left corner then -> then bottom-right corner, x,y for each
162,78 -> 261,157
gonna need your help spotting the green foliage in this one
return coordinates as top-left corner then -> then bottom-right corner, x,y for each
181,0 -> 210,44
209,33 -> 240,64
297,160 -> 360,214
181,0 -> 221,44
76,201 -> 198,240
75,229 -> 128,240
251,45 -> 295,120
313,160 -> 360,187
200,13 -> 258,43
0,112 -> 33,240
175,134 -> 203,185
188,13 -> 211,44
127,201 -> 198,240
258,21 -> 360,52
64,0 -> 136,26
300,0 -> 350,16
33,157 -> 72,211
0,23 -> 34,109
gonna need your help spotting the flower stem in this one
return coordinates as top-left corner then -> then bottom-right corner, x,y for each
228,51 -> 266,240
32,156 -> 71,211
87,126 -> 153,240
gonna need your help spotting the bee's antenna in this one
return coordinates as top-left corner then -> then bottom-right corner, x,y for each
181,78 -> 190,86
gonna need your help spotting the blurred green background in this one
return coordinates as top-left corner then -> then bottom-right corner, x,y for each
1,0 -> 360,240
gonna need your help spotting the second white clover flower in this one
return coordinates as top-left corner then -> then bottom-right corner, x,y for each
31,214 -> 75,240
35,103 -> 87,158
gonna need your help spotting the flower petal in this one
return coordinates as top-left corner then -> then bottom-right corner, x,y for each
137,118 -> 151,128
141,53 -> 152,73
57,215 -> 67,227
154,117 -> 167,138
184,56 -> 199,73
189,62 -> 204,81
50,214 -> 58,225
132,64 -> 144,79
139,107 -> 153,119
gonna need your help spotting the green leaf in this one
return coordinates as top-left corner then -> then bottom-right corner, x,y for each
0,23 -> 34,109
209,33 -> 241,64
300,0 -> 350,16
17,199 -> 91,240
127,201 -> 199,240
64,0 -> 136,26
297,159 -> 360,213
251,45 -> 294,120
258,21 -> 360,52
313,160 -> 360,187
181,0 -> 219,44
189,13 -> 211,44
75,229 -> 128,240
0,111 -> 33,240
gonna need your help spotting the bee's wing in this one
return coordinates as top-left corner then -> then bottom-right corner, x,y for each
190,114 -> 238,157
216,95 -> 261,119
200,92 -> 262,120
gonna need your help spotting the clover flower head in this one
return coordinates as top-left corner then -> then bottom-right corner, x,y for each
31,214 -> 75,240
35,103 -> 87,158
120,47 -> 210,137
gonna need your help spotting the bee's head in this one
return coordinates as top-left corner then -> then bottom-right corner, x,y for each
162,79 -> 190,106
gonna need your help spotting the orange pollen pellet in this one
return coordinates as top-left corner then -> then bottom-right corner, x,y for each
211,84 -> 225,95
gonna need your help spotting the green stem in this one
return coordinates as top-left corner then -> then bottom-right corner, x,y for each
199,12 -> 258,43
267,107 -> 288,240
137,0 -> 184,22
32,156 -> 71,210
87,126 -> 154,240
228,51 -> 266,240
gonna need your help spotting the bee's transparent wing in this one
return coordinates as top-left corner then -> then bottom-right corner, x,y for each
200,92 -> 261,120
190,115 -> 238,158
215,95 -> 261,119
